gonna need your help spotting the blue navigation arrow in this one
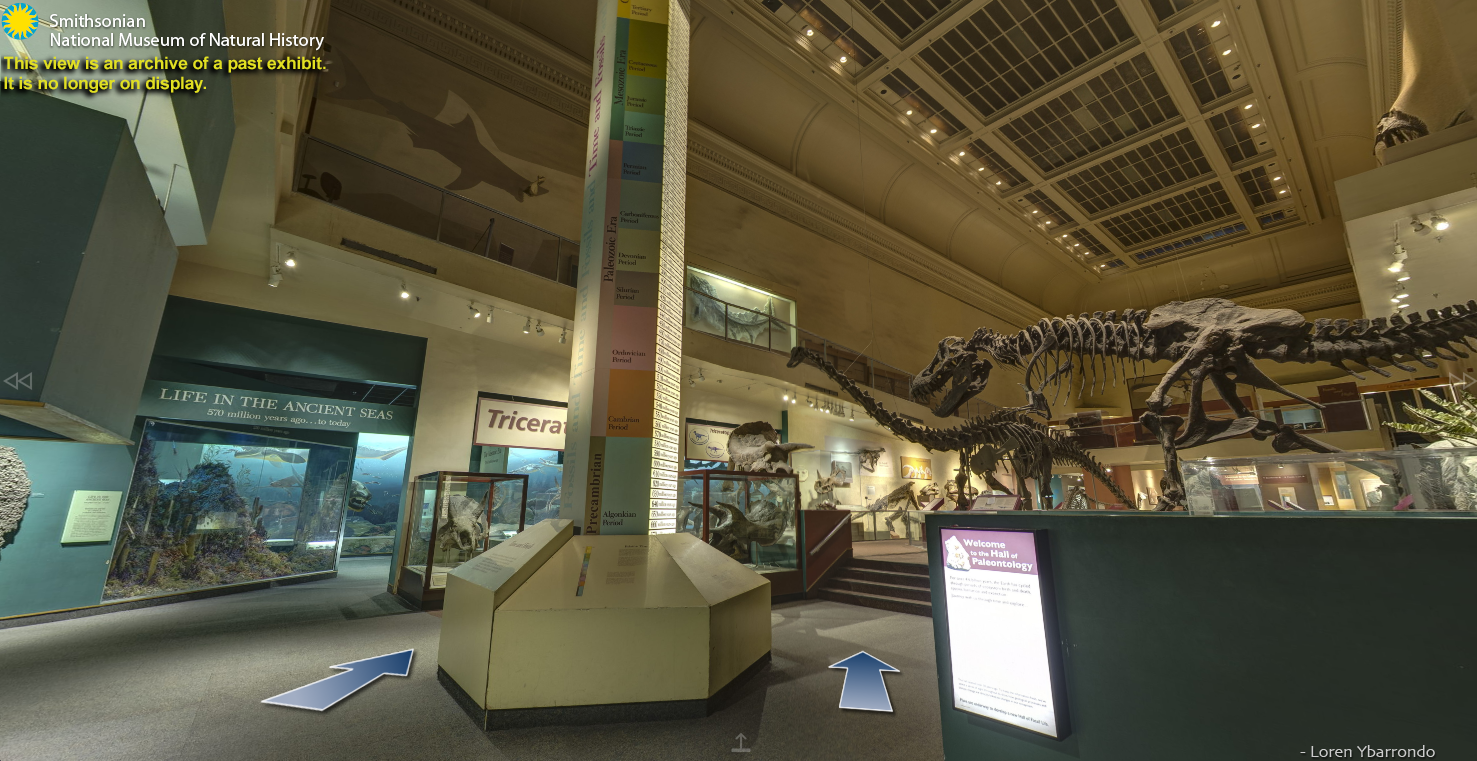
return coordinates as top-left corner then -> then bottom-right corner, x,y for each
262,649 -> 414,711
829,651 -> 899,712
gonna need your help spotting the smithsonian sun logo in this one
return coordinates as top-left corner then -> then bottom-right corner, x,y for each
2,3 -> 39,40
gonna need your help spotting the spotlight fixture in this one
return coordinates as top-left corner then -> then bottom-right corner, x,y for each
1221,49 -> 1231,56
1397,274 -> 1411,282
1244,103 -> 1254,109
929,128 -> 937,134
1391,298 -> 1401,303
1387,245 -> 1408,273
849,410 -> 855,421
977,167 -> 985,171
1395,293 -> 1409,300
994,180 -> 1002,185
470,303 -> 481,319
839,55 -> 847,63
1397,303 -> 1409,310
1211,19 -> 1222,27
791,397 -> 797,405
522,317 -> 532,334
559,328 -> 567,344
1250,123 -> 1262,128
697,369 -> 705,382
267,265 -> 283,288
486,310 -> 494,324
1411,217 -> 1430,236
783,392 -> 789,402
1432,214 -> 1449,231
958,151 -> 966,156
1272,176 -> 1281,181
535,320 -> 544,337
283,251 -> 297,268
689,374 -> 695,387
805,27 -> 813,36
1279,189 -> 1288,194
399,284 -> 410,299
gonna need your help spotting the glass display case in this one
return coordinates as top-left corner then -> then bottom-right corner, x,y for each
679,470 -> 800,582
1181,446 -> 1477,514
106,420 -> 354,601
394,471 -> 528,608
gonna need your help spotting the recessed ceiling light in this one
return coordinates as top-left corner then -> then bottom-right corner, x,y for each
977,167 -> 985,171
1272,176 -> 1281,181
1279,189 -> 1288,194
1221,49 -> 1232,56
1391,298 -> 1401,303
805,28 -> 814,36
929,128 -> 937,133
994,181 -> 1002,185
1031,210 -> 1040,214
905,109 -> 913,115
1397,275 -> 1411,282
1211,19 -> 1222,27
1045,220 -> 1053,225
1244,103 -> 1254,109
959,151 -> 966,156
1396,293 -> 1409,299
839,55 -> 847,63
1251,123 -> 1262,128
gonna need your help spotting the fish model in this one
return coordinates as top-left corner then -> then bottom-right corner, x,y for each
355,446 -> 408,460
234,448 -> 307,464
268,474 -> 304,489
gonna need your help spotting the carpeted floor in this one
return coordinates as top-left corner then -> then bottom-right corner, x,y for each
0,557 -> 944,761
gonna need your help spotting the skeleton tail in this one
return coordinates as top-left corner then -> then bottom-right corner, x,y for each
1277,302 -> 1477,376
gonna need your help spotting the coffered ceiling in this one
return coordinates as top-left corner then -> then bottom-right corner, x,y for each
448,0 -> 1382,315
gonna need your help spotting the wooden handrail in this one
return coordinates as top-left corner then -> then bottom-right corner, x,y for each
808,514 -> 852,558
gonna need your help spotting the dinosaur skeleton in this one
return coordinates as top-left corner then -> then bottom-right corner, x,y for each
903,297 -> 1477,508
857,447 -> 885,473
788,347 -> 1129,510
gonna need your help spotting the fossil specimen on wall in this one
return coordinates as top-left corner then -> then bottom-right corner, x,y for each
0,447 -> 31,557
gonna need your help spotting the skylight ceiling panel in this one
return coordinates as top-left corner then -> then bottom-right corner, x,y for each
861,0 -> 955,41
767,0 -> 883,67
1207,101 -> 1268,165
1148,0 -> 1198,23
1100,182 -> 1238,248
878,70 -> 967,137
998,53 -> 1179,174
1055,128 -> 1212,215
1236,163 -> 1291,208
1169,21 -> 1246,107
919,0 -> 1135,120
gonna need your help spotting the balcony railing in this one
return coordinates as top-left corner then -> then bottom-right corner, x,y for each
296,137 -> 579,286
1056,399 -> 1376,450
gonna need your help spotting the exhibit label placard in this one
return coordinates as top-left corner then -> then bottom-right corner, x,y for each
60,490 -> 122,544
940,527 -> 1070,739
138,381 -> 414,436
901,457 -> 933,480
474,399 -> 567,451
684,420 -> 735,462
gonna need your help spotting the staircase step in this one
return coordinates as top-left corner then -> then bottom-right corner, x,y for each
833,567 -> 931,589
848,557 -> 930,575
822,578 -> 932,602
816,588 -> 932,617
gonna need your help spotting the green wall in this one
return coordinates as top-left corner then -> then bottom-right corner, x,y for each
0,440 -> 136,618
927,511 -> 1477,759
153,297 -> 427,387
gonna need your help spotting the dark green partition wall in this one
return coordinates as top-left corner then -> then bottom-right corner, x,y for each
927,512 -> 1477,760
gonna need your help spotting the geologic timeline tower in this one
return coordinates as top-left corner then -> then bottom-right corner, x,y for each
561,0 -> 689,535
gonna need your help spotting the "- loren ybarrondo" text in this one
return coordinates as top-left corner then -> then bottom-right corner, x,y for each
1305,745 -> 1435,758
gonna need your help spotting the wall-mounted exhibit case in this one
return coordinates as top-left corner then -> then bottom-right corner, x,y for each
396,471 -> 529,609
793,449 -> 942,543
106,420 -> 353,601
684,266 -> 797,353
438,525 -> 771,730
679,470 -> 800,596
1181,446 -> 1477,513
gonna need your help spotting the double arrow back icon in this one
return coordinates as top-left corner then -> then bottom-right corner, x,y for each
3,373 -> 32,391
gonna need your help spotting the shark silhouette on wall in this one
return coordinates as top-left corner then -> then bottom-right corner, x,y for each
324,51 -> 533,201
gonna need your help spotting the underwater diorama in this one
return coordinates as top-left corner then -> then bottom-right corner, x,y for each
342,433 -> 410,556
506,447 -> 561,527
105,420 -> 353,601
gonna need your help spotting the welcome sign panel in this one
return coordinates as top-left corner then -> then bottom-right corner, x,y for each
939,527 -> 1071,739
